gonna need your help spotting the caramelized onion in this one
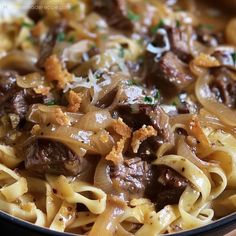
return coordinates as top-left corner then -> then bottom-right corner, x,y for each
195,74 -> 236,127
74,110 -> 112,132
0,51 -> 38,74
94,158 -> 115,194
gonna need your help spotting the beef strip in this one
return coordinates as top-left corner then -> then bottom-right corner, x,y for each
146,165 -> 188,210
25,139 -> 88,176
196,26 -> 223,47
210,68 -> 236,108
109,157 -> 153,198
150,26 -> 192,62
212,50 -> 235,68
113,104 -> 172,159
93,0 -> 133,31
146,51 -> 195,97
0,70 -> 44,119
37,21 -> 67,68
0,70 -> 18,105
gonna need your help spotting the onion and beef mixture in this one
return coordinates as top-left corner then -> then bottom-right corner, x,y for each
0,0 -> 236,235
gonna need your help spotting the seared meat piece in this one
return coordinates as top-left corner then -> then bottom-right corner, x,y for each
150,26 -> 192,62
110,157 -> 153,198
0,71 -> 44,119
212,50 -> 235,68
0,71 -> 18,105
25,139 -> 87,176
146,166 -> 188,210
196,27 -> 223,47
113,104 -> 172,159
166,27 -> 192,62
210,68 -> 236,108
93,0 -> 133,31
146,52 -> 195,97
37,21 -> 67,68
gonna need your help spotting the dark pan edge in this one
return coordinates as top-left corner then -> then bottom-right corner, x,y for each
0,210 -> 236,235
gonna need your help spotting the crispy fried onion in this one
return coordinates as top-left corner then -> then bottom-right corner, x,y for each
131,125 -> 157,153
67,90 -> 83,112
111,118 -> 131,138
44,54 -> 73,89
105,137 -> 126,165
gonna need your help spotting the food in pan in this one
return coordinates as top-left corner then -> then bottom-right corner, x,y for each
0,0 -> 236,235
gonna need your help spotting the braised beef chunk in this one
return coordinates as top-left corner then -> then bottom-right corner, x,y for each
212,50 -> 235,68
196,27 -> 223,47
150,26 -> 192,62
37,21 -> 67,68
25,139 -> 87,176
0,71 -> 17,105
113,104 -> 172,159
166,27 -> 192,62
93,0 -> 133,31
146,52 -> 195,96
210,68 -> 236,108
110,157 -> 153,198
146,166 -> 188,210
0,71 -> 43,118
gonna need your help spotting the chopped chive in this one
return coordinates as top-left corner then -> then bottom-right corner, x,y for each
172,101 -> 177,106
70,4 -> 78,11
67,36 -> 75,43
127,10 -> 140,21
56,32 -> 65,42
21,22 -> 34,28
199,24 -> 214,30
25,36 -> 35,44
128,79 -> 140,86
144,96 -> 154,104
118,46 -> 125,58
231,52 -> 236,65
176,20 -> 181,28
151,19 -> 164,34
45,100 -> 56,106
154,90 -> 160,100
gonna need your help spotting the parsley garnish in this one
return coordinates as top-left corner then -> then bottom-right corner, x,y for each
127,10 -> 140,21
67,36 -> 75,43
231,52 -> 236,65
21,22 -> 34,28
154,90 -> 160,100
56,32 -> 65,42
118,46 -> 125,58
151,19 -> 164,34
70,4 -> 78,11
199,24 -> 214,30
176,20 -> 181,28
45,100 -> 56,106
144,96 -> 154,104
128,79 -> 140,86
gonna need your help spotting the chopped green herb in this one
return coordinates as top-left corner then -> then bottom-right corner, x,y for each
154,90 -> 160,100
21,22 -> 34,28
151,19 -> 164,34
172,101 -> 177,106
128,79 -> 140,86
118,46 -> 125,58
70,4 -> 78,11
101,34 -> 108,41
67,36 -> 75,43
231,52 -> 236,65
199,24 -> 214,30
56,32 -> 65,42
144,96 -> 154,104
25,36 -> 35,44
45,100 -> 56,106
127,10 -> 140,21
176,20 -> 181,28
